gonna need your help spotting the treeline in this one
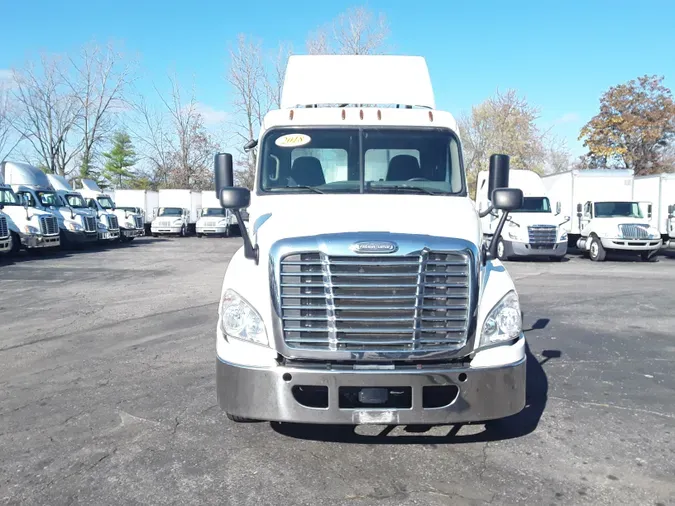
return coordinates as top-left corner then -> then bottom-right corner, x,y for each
1,7 -> 673,192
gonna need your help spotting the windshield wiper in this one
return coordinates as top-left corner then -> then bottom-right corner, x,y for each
367,184 -> 438,196
271,186 -> 324,194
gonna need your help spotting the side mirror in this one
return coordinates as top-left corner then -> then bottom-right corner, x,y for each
576,203 -> 582,214
220,188 -> 250,209
487,154 -> 510,198
556,201 -> 561,215
647,204 -> 652,219
23,198 -> 29,209
668,204 -> 674,217
492,188 -> 523,211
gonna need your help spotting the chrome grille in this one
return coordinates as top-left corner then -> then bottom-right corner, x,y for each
39,215 -> 59,235
280,251 -> 471,353
84,216 -> 96,232
619,224 -> 649,239
108,215 -> 119,230
0,216 -> 8,239
134,216 -> 143,229
527,225 -> 556,248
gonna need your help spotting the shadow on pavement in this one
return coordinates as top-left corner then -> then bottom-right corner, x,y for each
271,344 -> 558,445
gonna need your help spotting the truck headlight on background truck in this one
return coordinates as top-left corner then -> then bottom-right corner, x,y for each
480,291 -> 522,348
65,221 -> 83,232
559,230 -> 568,242
23,225 -> 39,235
172,219 -> 183,226
220,289 -> 268,346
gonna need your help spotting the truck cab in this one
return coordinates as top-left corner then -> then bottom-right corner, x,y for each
577,200 -> 662,261
477,169 -> 568,261
211,55 -> 526,426
196,207 -> 234,237
74,179 -> 144,241
0,206 -> 11,254
151,207 -> 189,236
0,162 -> 61,250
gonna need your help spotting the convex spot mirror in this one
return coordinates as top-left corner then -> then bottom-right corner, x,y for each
556,201 -> 561,215
220,188 -> 250,210
492,188 -> 523,211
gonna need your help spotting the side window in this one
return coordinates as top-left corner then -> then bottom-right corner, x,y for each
19,192 -> 36,207
584,202 -> 592,217
291,148 -> 348,184
364,149 -> 420,182
86,198 -> 97,210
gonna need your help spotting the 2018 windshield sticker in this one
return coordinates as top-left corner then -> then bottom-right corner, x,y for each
275,134 -> 311,147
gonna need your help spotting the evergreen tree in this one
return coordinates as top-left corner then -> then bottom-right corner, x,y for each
102,131 -> 137,188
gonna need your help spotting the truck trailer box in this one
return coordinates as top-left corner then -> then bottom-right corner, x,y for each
114,189 -> 160,225
157,189 -> 202,224
633,174 -> 675,241
543,169 -> 634,236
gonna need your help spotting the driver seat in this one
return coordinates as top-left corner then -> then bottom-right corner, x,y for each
386,154 -> 421,181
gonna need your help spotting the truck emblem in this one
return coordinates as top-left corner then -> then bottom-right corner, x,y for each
350,241 -> 398,254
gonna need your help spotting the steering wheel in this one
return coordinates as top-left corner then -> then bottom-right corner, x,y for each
407,177 -> 429,182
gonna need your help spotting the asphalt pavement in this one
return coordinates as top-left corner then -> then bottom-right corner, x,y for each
0,238 -> 673,505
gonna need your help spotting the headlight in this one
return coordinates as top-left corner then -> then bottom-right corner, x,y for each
98,221 -> 107,230
507,231 -> 519,240
217,219 -> 228,226
648,228 -> 659,239
65,221 -> 83,232
23,225 -> 39,235
480,291 -> 522,348
125,221 -> 135,228
559,230 -> 568,241
172,219 -> 183,226
220,289 -> 268,346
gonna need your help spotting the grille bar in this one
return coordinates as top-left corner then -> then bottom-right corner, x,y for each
280,251 -> 471,353
619,224 -> 649,239
0,216 -> 8,238
39,215 -> 59,235
527,225 -> 556,245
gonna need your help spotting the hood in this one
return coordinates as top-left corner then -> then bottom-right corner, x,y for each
507,212 -> 564,227
595,216 -> 653,228
250,194 -> 481,255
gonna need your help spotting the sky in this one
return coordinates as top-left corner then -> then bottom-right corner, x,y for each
2,0 -> 674,159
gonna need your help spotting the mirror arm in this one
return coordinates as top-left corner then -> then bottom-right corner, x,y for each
478,204 -> 494,218
484,211 -> 511,265
233,209 -> 258,264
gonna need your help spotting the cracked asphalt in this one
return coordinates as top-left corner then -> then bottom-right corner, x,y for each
1,238 -> 674,505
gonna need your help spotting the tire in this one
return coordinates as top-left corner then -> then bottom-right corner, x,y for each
197,233 -> 203,238
9,232 -> 21,254
549,255 -> 565,262
152,233 -> 158,238
226,413 -> 257,423
641,251 -> 658,262
224,225 -> 230,238
180,225 -> 186,237
496,239 -> 508,261
589,236 -> 606,262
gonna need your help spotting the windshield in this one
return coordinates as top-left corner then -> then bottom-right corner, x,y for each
511,197 -> 551,213
0,187 -> 21,206
158,207 -> 182,216
259,127 -> 465,195
37,191 -> 60,207
98,196 -> 115,209
64,194 -> 88,208
594,202 -> 643,218
202,208 -> 226,217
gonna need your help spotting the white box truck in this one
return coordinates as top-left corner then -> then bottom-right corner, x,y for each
544,169 -> 661,261
0,162 -> 61,250
152,189 -> 201,236
477,169 -> 568,261
113,189 -> 159,234
211,54 -> 527,426
633,174 -> 675,247
196,190 -> 236,237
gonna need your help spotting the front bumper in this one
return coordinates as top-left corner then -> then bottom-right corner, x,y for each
600,238 -> 662,251
21,233 -> 60,249
0,237 -> 10,253
98,230 -> 120,241
151,226 -> 182,234
217,354 -> 526,425
197,226 -> 229,235
503,239 -> 567,258
121,228 -> 144,238
65,230 -> 98,244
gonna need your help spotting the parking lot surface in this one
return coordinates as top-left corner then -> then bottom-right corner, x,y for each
1,238 -> 674,506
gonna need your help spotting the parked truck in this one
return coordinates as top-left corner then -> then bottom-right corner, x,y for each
0,206 -> 11,255
544,169 -> 661,261
633,173 -> 675,247
196,191 -> 236,237
151,189 -> 201,236
211,54 -> 526,426
0,162 -> 61,250
477,169 -> 568,261
113,189 -> 159,234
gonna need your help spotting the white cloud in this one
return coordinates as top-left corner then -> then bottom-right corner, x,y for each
553,112 -> 580,125
194,102 -> 227,126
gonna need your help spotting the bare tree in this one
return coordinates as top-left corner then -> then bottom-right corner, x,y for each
12,56 -> 82,175
0,83 -> 22,162
66,43 -> 134,178
543,137 -> 572,174
307,6 -> 390,55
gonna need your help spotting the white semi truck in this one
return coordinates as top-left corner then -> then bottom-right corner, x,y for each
211,54 -> 527,425
477,169 -> 568,261
0,162 -> 61,251
113,189 -> 159,234
544,169 -> 661,261
151,189 -> 201,236
0,207 -> 11,255
196,191 -> 236,237
74,179 -> 144,242
633,173 -> 675,247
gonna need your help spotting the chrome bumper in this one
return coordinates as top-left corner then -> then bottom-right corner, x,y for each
98,230 -> 120,241
121,228 -> 144,238
217,356 -> 526,425
152,227 -> 182,234
601,238 -> 662,251
503,239 -> 567,257
22,234 -> 60,248
197,226 -> 229,234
